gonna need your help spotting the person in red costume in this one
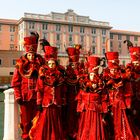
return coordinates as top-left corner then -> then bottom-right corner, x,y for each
65,44 -> 82,140
76,55 -> 108,140
11,32 -> 44,140
29,45 -> 67,140
126,46 -> 140,131
104,51 -> 138,140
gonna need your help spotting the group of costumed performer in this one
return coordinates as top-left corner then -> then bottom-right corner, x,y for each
11,35 -> 140,140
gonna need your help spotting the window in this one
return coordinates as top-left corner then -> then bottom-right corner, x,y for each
110,33 -> 113,39
42,23 -> 48,30
118,34 -> 122,40
0,24 -> 2,31
56,24 -> 61,31
102,37 -> 106,44
134,36 -> 138,41
92,46 -> 96,54
68,25 -> 73,32
43,33 -> 47,39
126,35 -> 130,40
92,36 -> 96,43
118,42 -> 122,54
56,34 -> 60,41
10,26 -> 15,32
69,34 -> 73,42
10,72 -> 14,75
102,29 -> 106,35
91,28 -> 96,34
69,42 -> 73,46
110,41 -> 113,51
13,59 -> 17,65
0,59 -> 2,65
81,35 -> 84,42
10,44 -> 14,50
80,27 -> 84,33
10,35 -> 14,42
29,22 -> 35,29
56,43 -> 60,49
102,48 -> 105,54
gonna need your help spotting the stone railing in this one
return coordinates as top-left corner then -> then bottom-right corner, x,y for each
3,88 -> 20,140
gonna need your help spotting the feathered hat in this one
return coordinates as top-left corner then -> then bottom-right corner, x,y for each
66,44 -> 82,63
105,52 -> 119,69
87,56 -> 101,73
23,32 -> 39,53
124,40 -> 140,61
44,45 -> 58,61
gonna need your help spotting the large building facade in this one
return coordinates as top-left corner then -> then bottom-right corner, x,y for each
0,9 -> 140,84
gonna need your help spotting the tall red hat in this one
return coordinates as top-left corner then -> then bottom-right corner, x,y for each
87,56 -> 100,73
129,47 -> 140,61
66,45 -> 81,63
106,52 -> 119,69
44,46 -> 58,60
24,36 -> 38,53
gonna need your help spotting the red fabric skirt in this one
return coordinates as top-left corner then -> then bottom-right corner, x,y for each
77,110 -> 107,140
29,104 -> 64,140
112,104 -> 139,140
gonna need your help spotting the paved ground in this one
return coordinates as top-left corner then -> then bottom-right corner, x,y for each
0,92 -> 4,140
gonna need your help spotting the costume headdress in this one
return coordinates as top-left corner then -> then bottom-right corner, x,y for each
44,45 -> 58,61
23,32 -> 39,53
124,40 -> 140,61
105,52 -> 119,69
87,56 -> 101,73
66,44 -> 82,63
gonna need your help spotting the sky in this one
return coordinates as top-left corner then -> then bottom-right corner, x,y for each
0,0 -> 140,32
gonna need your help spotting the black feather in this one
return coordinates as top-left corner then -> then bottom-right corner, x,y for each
30,31 -> 39,43
39,39 -> 50,52
124,40 -> 133,50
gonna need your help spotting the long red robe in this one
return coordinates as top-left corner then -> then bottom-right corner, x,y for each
11,55 -> 44,140
106,72 -> 138,140
76,75 -> 107,140
29,65 -> 67,140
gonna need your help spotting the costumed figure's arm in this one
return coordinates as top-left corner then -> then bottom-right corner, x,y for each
11,68 -> 22,104
106,78 -> 114,87
75,90 -> 83,112
36,67 -> 45,111
56,71 -> 67,105
78,75 -> 88,91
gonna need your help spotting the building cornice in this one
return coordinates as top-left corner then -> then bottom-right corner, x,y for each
18,10 -> 112,29
0,19 -> 18,25
111,29 -> 140,36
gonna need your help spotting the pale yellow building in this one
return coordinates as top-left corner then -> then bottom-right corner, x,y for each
0,9 -> 140,84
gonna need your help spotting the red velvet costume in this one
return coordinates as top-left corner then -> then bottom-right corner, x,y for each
76,56 -> 107,140
105,52 -> 138,140
11,34 -> 44,140
65,45 -> 81,139
29,46 -> 67,140
127,47 -> 140,131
